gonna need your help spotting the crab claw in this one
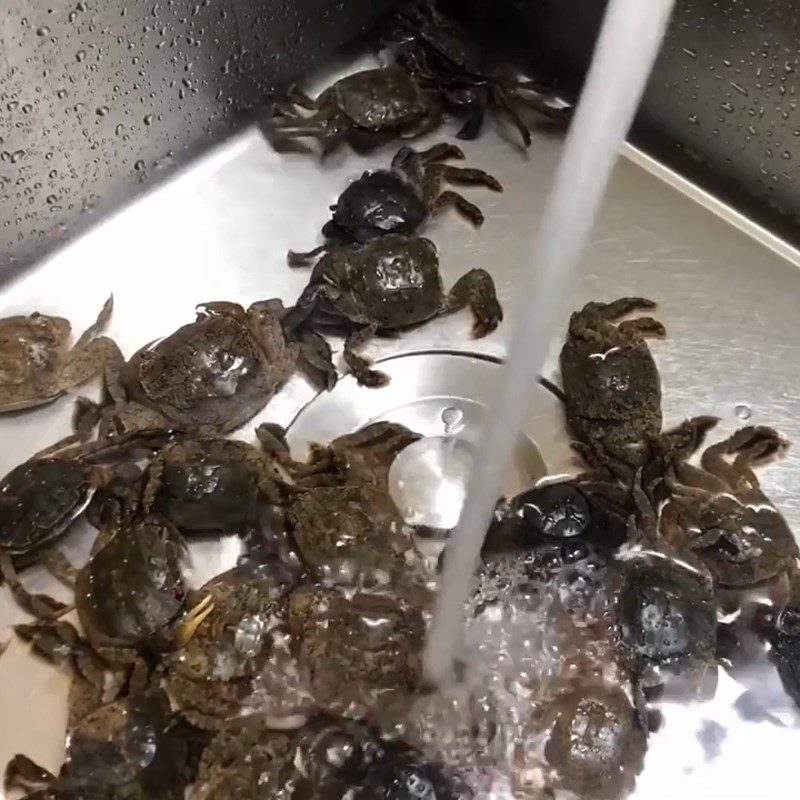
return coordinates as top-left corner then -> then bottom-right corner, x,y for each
174,593 -> 215,648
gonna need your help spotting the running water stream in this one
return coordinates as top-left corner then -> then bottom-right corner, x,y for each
424,0 -> 678,683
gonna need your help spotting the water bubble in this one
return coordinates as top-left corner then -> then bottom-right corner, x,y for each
735,404 -> 752,421
441,406 -> 464,435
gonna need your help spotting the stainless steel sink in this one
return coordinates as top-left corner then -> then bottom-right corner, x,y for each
2,47 -> 800,799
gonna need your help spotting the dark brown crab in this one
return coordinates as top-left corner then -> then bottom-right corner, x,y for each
140,434 -> 290,535
270,66 -> 441,155
288,584 -> 425,719
194,715 -> 458,800
662,426 -> 798,589
288,143 -> 502,265
74,503 -> 188,685
289,421 -> 422,489
389,0 -> 568,145
0,296 -> 117,414
611,478 -> 718,698
0,430 -> 168,619
4,689 -> 207,800
538,663 -> 647,800
287,482 -> 422,589
288,234 -> 502,386
163,560 -> 311,730
560,297 -> 665,466
560,297 -> 718,481
104,300 -> 334,435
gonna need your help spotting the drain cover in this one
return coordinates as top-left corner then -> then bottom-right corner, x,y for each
287,352 -> 574,525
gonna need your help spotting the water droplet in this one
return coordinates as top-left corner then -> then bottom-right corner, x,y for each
720,101 -> 734,113
134,159 -> 145,171
36,26 -> 50,36
688,113 -> 699,124
143,114 -> 153,125
10,150 -> 25,164
45,194 -> 58,205
76,49 -> 86,62
735,404 -> 752,421
682,47 -> 697,59
96,106 -> 108,116
56,89 -> 67,99
48,169 -> 58,178
730,82 -> 749,97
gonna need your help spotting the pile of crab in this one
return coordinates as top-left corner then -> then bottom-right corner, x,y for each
1,4 -> 800,800
4,287 -> 800,800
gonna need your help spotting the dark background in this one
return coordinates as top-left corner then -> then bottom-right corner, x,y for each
3,0 -> 800,274
449,0 -> 800,244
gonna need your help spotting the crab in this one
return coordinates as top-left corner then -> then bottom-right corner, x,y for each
766,571 -> 800,710
270,66 -> 442,155
288,143 -> 502,266
103,300 -> 335,436
560,297 -> 719,478
0,430 -> 168,619
537,664 -> 647,800
389,0 -> 569,144
140,434 -> 291,535
0,296 -> 118,414
288,421 -> 422,489
662,426 -> 799,588
610,477 -> 718,697
194,715 -> 457,800
287,234 -> 502,386
4,689 -> 207,800
484,479 -> 631,561
288,584 -> 425,719
74,502 -> 188,685
287,483 -> 422,589
560,297 -> 666,464
163,560 -> 311,730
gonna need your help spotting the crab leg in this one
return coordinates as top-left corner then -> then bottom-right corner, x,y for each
343,323 -> 388,388
442,268 -> 503,338
4,755 -> 56,794
429,190 -> 485,226
38,548 -> 77,589
0,554 -> 72,620
287,244 -> 328,267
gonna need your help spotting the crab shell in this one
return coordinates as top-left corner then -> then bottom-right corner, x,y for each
328,67 -> 430,131
0,458 -> 97,559
121,303 -> 298,432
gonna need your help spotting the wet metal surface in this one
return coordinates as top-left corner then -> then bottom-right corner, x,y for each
0,0 -> 394,274
2,55 -> 800,796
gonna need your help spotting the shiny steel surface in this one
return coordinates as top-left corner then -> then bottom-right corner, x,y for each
0,0 -> 395,274
2,53 -> 800,796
